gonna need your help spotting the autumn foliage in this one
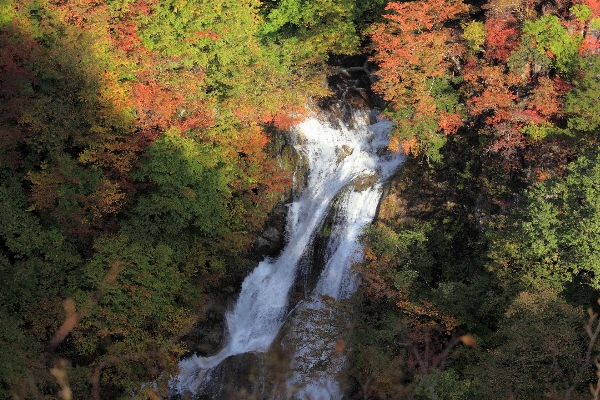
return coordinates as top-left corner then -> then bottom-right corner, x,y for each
371,0 -> 600,168
3,0 -> 600,397
371,0 -> 467,160
0,0 -> 359,398
353,0 -> 600,397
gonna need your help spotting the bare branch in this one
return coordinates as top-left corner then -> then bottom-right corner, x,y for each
46,261 -> 123,353
91,302 -> 207,400
564,307 -> 600,399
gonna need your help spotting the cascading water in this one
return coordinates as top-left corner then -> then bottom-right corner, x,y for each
173,106 -> 405,398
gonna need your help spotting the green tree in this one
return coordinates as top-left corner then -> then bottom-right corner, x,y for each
565,56 -> 600,133
0,171 -> 82,397
261,0 -> 359,61
522,15 -> 582,74
123,130 -> 235,252
488,149 -> 600,292
472,289 -> 592,399
70,234 -> 199,398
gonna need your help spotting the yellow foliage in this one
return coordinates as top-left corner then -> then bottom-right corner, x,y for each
462,21 -> 486,51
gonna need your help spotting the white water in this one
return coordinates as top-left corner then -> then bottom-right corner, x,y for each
173,108 -> 404,397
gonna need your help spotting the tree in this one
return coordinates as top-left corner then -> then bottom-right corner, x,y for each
473,289 -> 592,399
0,170 -> 83,397
523,15 -> 582,74
487,149 -> 600,292
122,129 -> 241,254
565,56 -> 600,132
70,235 -> 200,399
484,12 -> 520,62
370,0 -> 468,162
0,0 -> 320,397
350,0 -> 600,398
261,0 -> 359,61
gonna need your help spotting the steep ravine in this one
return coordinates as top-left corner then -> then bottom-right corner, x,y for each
169,55 -> 404,398
170,103 -> 404,399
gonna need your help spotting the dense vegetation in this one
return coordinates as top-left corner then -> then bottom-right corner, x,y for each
0,0 -> 367,398
350,0 -> 600,397
1,0 -> 600,399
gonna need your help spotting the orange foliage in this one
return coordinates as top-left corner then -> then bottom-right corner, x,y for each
527,76 -> 563,118
194,30 -> 221,41
88,178 -> 127,218
266,105 -> 308,130
484,13 -> 520,62
52,0 -> 109,28
586,0 -> 600,16
465,64 -> 520,123
438,111 -> 464,134
401,138 -> 418,155
231,123 -> 269,159
131,80 -> 185,130
360,246 -> 402,301
113,20 -> 143,53
382,0 -> 468,33
388,136 -> 401,153
580,35 -> 600,54
129,0 -> 157,16
371,0 -> 468,92
371,0 -> 467,156
535,169 -> 552,182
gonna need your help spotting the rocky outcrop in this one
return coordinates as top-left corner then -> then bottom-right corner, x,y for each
317,54 -> 384,130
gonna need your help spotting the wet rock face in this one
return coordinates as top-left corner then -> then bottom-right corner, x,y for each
272,295 -> 355,398
352,174 -> 378,192
335,144 -> 353,163
253,203 -> 288,257
190,353 -> 264,400
317,54 -> 384,130
182,351 -> 291,400
180,300 -> 228,358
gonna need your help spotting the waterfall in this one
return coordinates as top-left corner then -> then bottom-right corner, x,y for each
172,106 -> 405,398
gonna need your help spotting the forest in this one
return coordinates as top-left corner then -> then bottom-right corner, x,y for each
0,0 -> 599,398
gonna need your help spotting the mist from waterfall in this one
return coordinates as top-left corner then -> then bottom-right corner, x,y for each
173,107 -> 405,398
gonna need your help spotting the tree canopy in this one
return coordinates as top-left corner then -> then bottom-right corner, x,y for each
0,0 -> 363,397
2,0 -> 600,398
350,0 -> 600,397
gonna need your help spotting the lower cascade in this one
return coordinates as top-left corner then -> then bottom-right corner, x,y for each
172,106 -> 405,399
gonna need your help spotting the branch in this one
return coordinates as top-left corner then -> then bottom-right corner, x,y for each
91,302 -> 207,400
46,261 -> 123,353
564,307 -> 600,399
590,357 -> 600,400
411,334 -> 476,400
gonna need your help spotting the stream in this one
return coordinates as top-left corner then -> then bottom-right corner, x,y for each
172,106 -> 405,399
